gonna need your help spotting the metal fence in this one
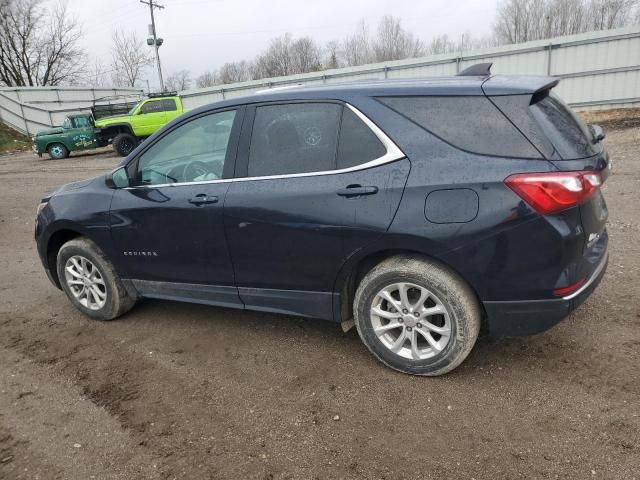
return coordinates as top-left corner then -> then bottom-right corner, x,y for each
180,24 -> 640,111
1,24 -> 639,136
0,87 -> 142,135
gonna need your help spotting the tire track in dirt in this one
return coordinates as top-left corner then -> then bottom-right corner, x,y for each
1,130 -> 639,478
0,344 -> 157,479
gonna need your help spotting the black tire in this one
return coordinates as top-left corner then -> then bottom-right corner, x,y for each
56,237 -> 136,321
112,133 -> 137,157
47,143 -> 69,159
353,255 -> 481,376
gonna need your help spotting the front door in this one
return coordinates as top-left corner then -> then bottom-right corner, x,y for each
70,115 -> 98,151
134,99 -> 167,136
224,102 -> 408,320
110,108 -> 243,307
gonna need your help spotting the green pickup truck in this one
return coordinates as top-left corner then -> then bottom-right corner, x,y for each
32,92 -> 185,159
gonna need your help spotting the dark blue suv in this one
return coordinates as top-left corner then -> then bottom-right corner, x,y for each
35,64 -> 609,375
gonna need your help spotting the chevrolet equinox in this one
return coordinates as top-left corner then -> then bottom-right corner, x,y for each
35,64 -> 609,375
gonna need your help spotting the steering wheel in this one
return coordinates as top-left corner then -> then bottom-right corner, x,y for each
182,161 -> 214,182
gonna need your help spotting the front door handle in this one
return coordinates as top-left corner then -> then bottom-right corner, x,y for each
188,194 -> 219,206
336,185 -> 379,198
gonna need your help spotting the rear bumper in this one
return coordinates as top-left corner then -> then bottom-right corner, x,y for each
483,251 -> 608,336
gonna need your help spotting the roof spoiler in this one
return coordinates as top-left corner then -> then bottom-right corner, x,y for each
481,75 -> 560,96
457,62 -> 493,77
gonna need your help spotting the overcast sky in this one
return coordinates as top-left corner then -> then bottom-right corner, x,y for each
65,0 -> 500,89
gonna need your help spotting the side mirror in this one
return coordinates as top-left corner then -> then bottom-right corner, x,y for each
105,166 -> 130,189
590,124 -> 606,143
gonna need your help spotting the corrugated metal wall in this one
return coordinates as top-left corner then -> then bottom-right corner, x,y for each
1,25 -> 638,135
0,87 -> 143,135
180,25 -> 640,112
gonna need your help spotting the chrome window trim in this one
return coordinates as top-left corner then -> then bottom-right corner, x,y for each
125,103 -> 405,190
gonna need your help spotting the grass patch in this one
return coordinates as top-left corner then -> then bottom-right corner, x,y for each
0,122 -> 30,154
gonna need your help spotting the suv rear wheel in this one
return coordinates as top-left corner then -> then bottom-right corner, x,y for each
56,237 -> 136,320
112,133 -> 137,157
353,255 -> 481,376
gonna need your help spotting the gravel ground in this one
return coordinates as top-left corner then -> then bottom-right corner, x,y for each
0,131 -> 638,480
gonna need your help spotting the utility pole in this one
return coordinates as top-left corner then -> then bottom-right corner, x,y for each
140,0 -> 165,92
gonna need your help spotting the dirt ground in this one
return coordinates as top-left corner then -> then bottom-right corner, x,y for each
0,129 -> 638,480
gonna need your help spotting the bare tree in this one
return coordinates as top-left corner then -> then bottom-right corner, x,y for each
372,15 -> 426,62
84,59 -> 109,87
493,0 -> 640,44
253,34 -> 295,78
342,20 -> 372,66
291,37 -> 322,73
196,70 -> 218,88
323,40 -> 342,69
165,69 -> 192,91
0,0 -> 85,86
587,0 -> 638,29
218,61 -> 251,84
427,34 -> 457,55
110,29 -> 154,87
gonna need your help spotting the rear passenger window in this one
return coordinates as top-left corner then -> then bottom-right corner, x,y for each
248,103 -> 341,177
337,107 -> 386,169
162,99 -> 177,111
379,96 -> 541,158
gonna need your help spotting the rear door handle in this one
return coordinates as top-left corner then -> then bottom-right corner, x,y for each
336,185 -> 378,198
188,194 -> 219,205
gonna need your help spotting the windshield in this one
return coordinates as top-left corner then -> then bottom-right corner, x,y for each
127,101 -> 142,115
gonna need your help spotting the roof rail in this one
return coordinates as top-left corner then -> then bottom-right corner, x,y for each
254,84 -> 304,95
457,62 -> 493,77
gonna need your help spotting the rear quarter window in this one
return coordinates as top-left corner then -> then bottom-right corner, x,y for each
337,107 -> 386,169
378,96 -> 541,159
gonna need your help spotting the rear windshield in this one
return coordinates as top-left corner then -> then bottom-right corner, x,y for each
528,92 -> 599,159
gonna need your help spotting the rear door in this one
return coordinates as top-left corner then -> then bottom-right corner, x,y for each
223,101 -> 409,320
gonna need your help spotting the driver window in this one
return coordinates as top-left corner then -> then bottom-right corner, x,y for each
62,118 -> 71,129
139,100 -> 164,114
136,110 -> 236,186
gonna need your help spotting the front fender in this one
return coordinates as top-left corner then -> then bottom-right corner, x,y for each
35,179 -> 118,284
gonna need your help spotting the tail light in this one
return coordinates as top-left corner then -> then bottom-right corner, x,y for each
504,170 -> 603,215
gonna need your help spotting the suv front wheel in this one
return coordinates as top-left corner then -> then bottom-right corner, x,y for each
353,255 -> 481,376
56,237 -> 136,320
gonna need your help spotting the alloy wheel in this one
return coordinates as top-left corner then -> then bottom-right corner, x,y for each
64,255 -> 107,310
370,282 -> 452,360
